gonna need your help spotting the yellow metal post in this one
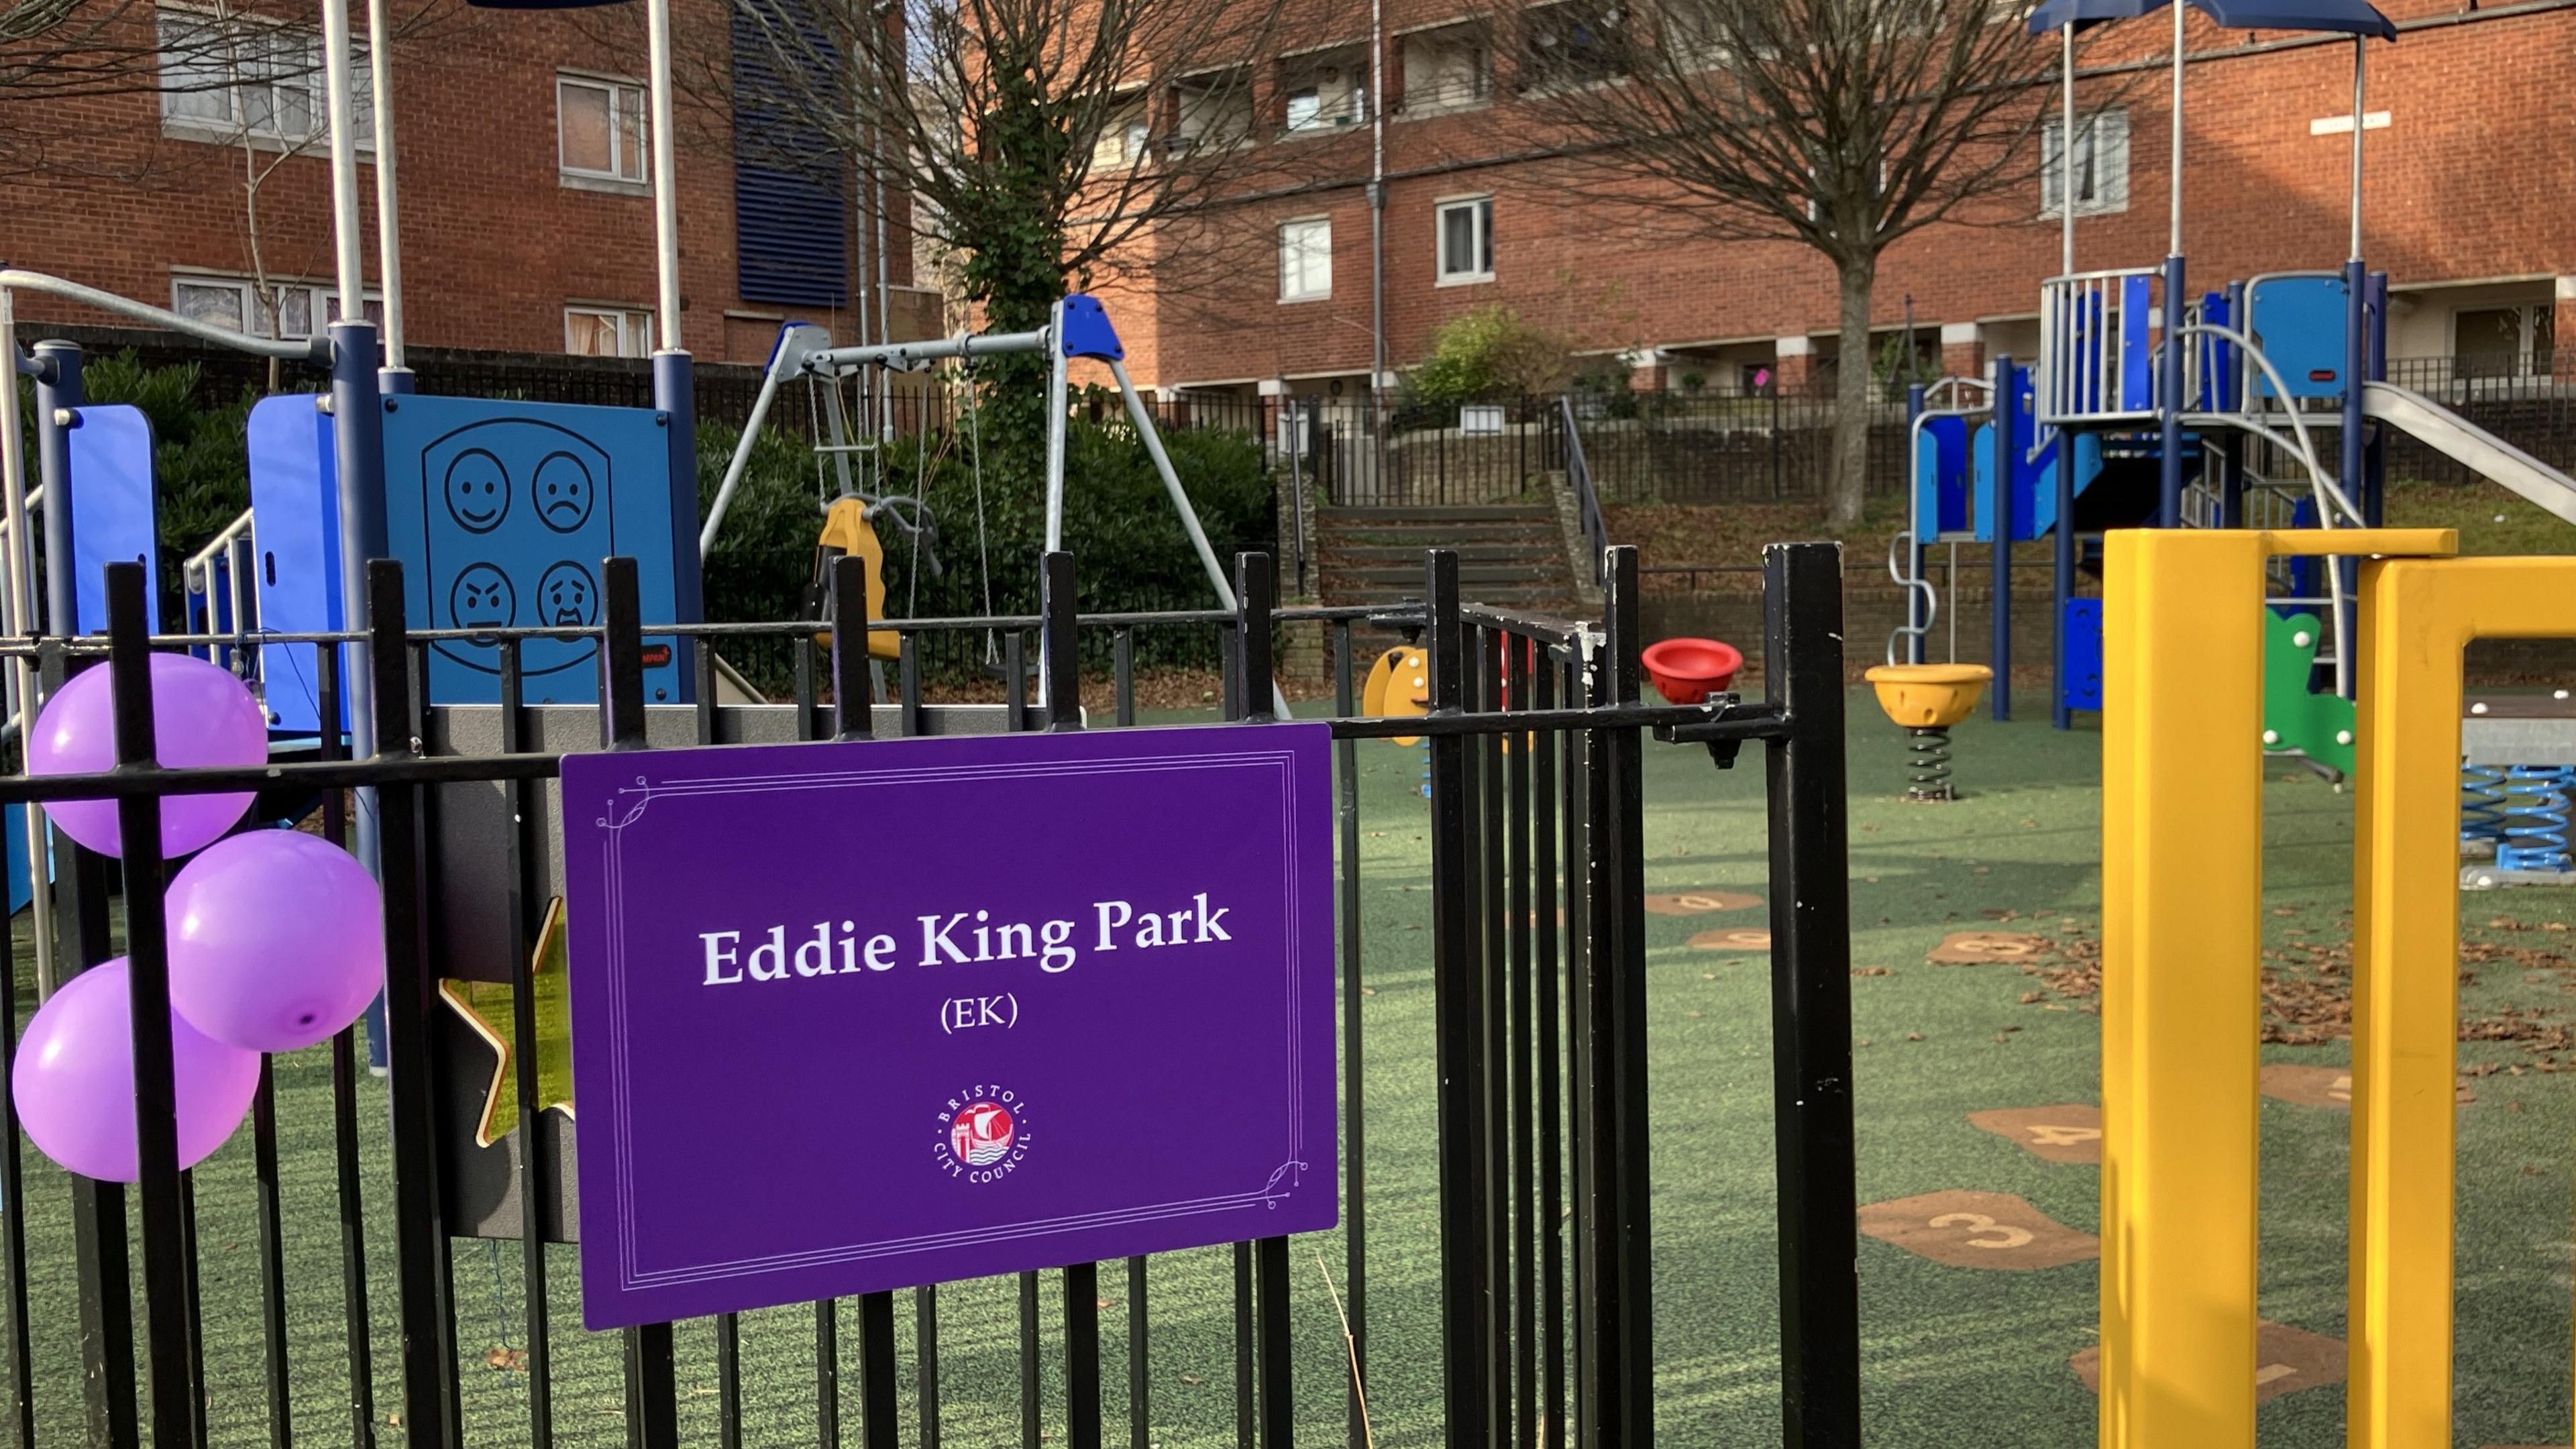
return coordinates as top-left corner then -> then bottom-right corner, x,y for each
2349,556 -> 2576,1449
2100,529 -> 2269,1449
2101,527 -> 2453,1449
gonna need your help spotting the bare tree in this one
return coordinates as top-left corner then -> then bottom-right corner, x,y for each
1,0 -> 458,187
1491,0 -> 2055,523
716,0 -> 1324,328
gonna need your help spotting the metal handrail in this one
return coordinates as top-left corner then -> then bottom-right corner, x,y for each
1558,395 -> 1608,585
1886,530 -> 1939,666
0,269 -> 331,365
184,508 -> 257,594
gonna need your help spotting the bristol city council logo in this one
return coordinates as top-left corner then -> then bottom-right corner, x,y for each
934,1086 -> 1032,1183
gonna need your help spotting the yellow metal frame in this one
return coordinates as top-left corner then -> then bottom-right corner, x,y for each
2100,527 -> 2518,1449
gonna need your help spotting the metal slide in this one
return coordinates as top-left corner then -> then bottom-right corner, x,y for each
2362,381 -> 2576,526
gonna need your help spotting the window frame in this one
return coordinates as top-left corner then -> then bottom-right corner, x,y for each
1435,195 -> 1495,286
557,70 -> 651,186
2038,107 -> 2129,220
155,4 -> 372,150
565,304 -> 657,358
1279,45 -> 1371,135
1397,23 -> 1493,118
169,271 -> 379,339
1088,93 -> 1152,173
1278,215 -> 1334,303
1518,0 -> 1627,93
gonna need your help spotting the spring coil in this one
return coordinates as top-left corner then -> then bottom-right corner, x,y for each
2497,765 -> 2574,873
1905,727 -> 1956,802
2460,763 -> 2508,849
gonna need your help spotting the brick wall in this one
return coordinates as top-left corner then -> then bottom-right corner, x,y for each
0,0 -> 916,366
1122,0 -> 2576,392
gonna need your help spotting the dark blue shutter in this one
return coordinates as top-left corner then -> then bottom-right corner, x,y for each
731,0 -> 851,308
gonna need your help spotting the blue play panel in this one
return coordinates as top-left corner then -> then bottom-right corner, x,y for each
380,395 -> 686,706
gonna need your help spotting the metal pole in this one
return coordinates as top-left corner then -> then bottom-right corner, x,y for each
646,0 -> 683,349
1991,353 -> 2014,722
2168,0 -> 2184,260
1368,0 -> 1387,504
317,0 -> 367,321
0,301 -> 52,987
2053,440 -> 2076,731
1762,541 -> 1858,1449
645,0 -> 702,680
2341,42 -> 2369,527
1904,383 -> 1928,666
102,566 -> 198,1449
365,0 -> 406,377
34,340 -> 81,639
1043,299 -> 1071,549
2062,20 -> 2077,274
2347,37 -> 2365,266
1105,358 -> 1292,718
2160,253 -> 2187,527
319,0 -> 386,892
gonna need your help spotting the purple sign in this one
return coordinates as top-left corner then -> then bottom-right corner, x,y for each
561,723 -> 1337,1329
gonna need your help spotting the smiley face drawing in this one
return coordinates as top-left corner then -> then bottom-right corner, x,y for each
443,449 -> 511,533
535,561 -> 598,629
448,563 -> 517,633
531,451 -> 597,534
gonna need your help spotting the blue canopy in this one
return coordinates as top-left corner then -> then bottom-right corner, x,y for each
2027,0 -> 2165,36
2029,0 -> 2394,37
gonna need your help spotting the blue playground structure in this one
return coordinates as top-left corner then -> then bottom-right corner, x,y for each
1889,0 -> 2576,780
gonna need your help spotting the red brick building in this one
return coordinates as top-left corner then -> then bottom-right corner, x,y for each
1101,0 -> 2576,404
0,0 -> 932,365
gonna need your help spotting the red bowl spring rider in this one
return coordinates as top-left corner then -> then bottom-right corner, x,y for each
1641,637 -> 1744,705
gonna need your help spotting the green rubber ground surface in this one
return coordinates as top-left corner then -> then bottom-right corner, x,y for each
3,694 -> 2570,1446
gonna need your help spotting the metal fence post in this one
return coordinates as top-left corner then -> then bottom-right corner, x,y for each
367,558 -> 462,1449
1422,549 -> 1493,1449
1762,543 -> 1860,1449
1580,546 -> 1652,1449
103,563 -> 198,1449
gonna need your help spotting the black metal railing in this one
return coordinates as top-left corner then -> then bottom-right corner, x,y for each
1558,397 -> 1608,586
0,541 -> 1854,1448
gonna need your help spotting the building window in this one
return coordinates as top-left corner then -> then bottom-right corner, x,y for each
1436,197 -> 1494,285
567,305 -> 656,358
2039,108 -> 2129,218
559,73 -> 649,184
1172,69 -> 1254,153
1399,23 -> 1490,116
171,274 -> 378,337
157,6 -> 372,146
1521,0 -> 1626,90
1281,46 -> 1368,133
1089,93 -> 1152,171
2455,304 -> 2557,380
1279,217 -> 1332,302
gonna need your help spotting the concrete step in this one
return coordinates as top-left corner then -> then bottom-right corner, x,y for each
1321,542 -> 1551,565
1326,564 -> 1568,590
1316,504 -> 1555,525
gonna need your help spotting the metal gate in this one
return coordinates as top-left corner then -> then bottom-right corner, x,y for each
0,541 -> 1856,1448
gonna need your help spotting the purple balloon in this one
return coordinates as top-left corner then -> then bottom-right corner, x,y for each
168,830 -> 384,1053
11,959 -> 261,1183
28,653 -> 268,859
